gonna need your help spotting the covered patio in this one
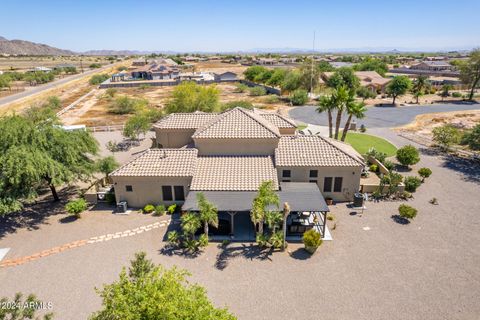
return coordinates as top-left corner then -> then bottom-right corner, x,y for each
182,182 -> 330,241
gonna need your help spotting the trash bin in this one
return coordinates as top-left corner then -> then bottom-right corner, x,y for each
353,193 -> 364,208
117,201 -> 127,213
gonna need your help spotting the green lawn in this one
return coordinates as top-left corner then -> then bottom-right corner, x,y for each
343,132 -> 397,156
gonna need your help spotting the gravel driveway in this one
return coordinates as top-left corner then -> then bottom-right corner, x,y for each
289,102 -> 480,128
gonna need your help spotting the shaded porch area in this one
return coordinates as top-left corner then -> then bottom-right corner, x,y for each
183,183 -> 330,241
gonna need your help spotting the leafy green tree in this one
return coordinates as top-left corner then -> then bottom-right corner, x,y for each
248,86 -> 267,96
404,176 -> 422,192
65,198 -> 88,218
165,81 -> 219,113
243,66 -> 267,81
91,253 -> 235,320
398,204 -> 417,220
0,74 -> 12,90
251,180 -> 279,236
356,86 -> 376,101
266,68 -> 287,86
254,69 -> 273,83
396,145 -> 420,167
458,49 -> 480,100
353,58 -> 388,76
96,156 -> 119,178
418,167 -> 432,181
109,96 -> 147,114
280,70 -> 302,92
289,89 -> 308,105
461,123 -> 480,150
326,67 -> 360,90
196,192 -> 219,240
340,101 -> 367,142
0,108 -> 98,215
411,75 -> 429,104
89,74 -> 109,85
123,113 -> 150,140
386,76 -> 412,104
432,124 -> 461,150
0,293 -> 53,320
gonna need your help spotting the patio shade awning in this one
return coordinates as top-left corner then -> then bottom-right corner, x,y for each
183,182 -> 329,212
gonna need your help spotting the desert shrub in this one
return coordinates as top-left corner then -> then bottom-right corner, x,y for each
432,124 -> 460,150
369,164 -> 378,172
233,83 -> 248,93
109,96 -> 147,114
290,89 -> 309,105
398,204 -> 417,220
65,198 -> 88,218
452,92 -> 462,98
461,124 -> 480,150
396,145 -> 420,167
404,176 -> 422,192
117,66 -> 128,72
248,86 -> 267,96
105,88 -> 117,97
143,204 -> 155,213
153,204 -> 166,216
167,204 -> 177,215
89,63 -> 102,68
263,94 -> 280,104
89,74 -> 109,85
221,100 -> 254,111
383,159 -> 395,171
302,229 -> 322,252
418,168 -> 432,181
366,147 -> 387,163
139,84 -> 151,90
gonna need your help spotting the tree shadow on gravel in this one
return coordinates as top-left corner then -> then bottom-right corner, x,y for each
391,214 -> 410,225
289,248 -> 312,260
158,246 -> 203,259
214,243 -> 274,270
0,186 -> 78,239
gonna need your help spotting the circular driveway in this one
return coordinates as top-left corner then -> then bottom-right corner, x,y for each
289,103 -> 480,128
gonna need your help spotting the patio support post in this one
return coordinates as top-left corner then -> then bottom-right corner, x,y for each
322,211 -> 327,236
228,212 -> 235,236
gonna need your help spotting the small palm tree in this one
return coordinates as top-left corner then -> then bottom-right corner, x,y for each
181,212 -> 201,241
341,101 -> 367,142
265,210 -> 283,234
196,193 -> 218,239
251,180 -> 279,236
412,75 -> 428,104
317,95 -> 336,138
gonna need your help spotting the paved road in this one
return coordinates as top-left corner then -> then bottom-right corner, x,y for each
289,102 -> 480,128
0,63 -> 116,107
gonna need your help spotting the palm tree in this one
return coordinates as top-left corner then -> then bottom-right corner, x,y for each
341,101 -> 367,142
196,193 -> 218,239
181,212 -> 201,240
265,210 -> 283,234
412,75 -> 428,104
251,180 -> 279,236
317,95 -> 335,138
333,86 -> 350,140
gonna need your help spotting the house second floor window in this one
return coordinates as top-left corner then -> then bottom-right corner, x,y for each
174,186 -> 185,201
162,186 -> 173,201
334,177 -> 343,192
309,170 -> 318,178
323,177 -> 332,192
282,170 -> 291,178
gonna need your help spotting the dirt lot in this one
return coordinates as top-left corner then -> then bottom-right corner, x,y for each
0,56 -> 113,72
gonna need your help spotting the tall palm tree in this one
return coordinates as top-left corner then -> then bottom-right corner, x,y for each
196,193 -> 218,239
412,75 -> 428,104
317,95 -> 335,138
333,86 -> 350,140
251,180 -> 279,235
341,101 -> 367,142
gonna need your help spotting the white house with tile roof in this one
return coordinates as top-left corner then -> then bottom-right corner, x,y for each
111,107 -> 364,239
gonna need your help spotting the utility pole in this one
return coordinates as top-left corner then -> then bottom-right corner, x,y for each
310,31 -> 316,95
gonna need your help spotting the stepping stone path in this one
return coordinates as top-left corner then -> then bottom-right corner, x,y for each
0,219 -> 171,269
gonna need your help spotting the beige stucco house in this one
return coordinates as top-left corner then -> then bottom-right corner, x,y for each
111,107 -> 364,239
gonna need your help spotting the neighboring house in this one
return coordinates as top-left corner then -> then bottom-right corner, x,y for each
31,66 -> 52,72
131,62 -> 180,80
54,63 -> 76,70
111,107 -> 363,239
213,71 -> 238,82
410,61 -> 454,72
329,61 -> 354,68
321,71 -> 391,93
389,61 -> 460,77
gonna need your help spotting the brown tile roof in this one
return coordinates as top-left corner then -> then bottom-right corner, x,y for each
153,112 -> 218,130
275,136 -> 364,167
192,107 -> 280,139
191,156 -> 279,191
256,111 -> 297,129
110,149 -> 198,177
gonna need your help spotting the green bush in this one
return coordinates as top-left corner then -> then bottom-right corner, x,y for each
109,96 -> 147,114
366,147 -> 387,163
143,204 -> 155,213
105,88 -> 117,97
461,124 -> 480,150
198,234 -> 208,248
139,84 -> 151,90
396,145 -> 420,167
290,89 -> 309,106
167,204 -> 177,215
65,198 -> 88,218
302,229 -> 322,253
418,167 -> 432,181
369,164 -> 378,172
167,230 -> 180,247
89,63 -> 102,68
383,159 -> 395,171
263,94 -> 280,104
398,204 -> 417,220
89,74 -> 109,85
221,100 -> 254,111
248,86 -> 267,96
153,205 -> 166,216
452,92 -> 462,98
233,83 -> 248,93
404,176 -> 422,192
269,231 -> 284,249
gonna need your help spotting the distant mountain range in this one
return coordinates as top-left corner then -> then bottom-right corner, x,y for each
0,36 -> 74,55
0,36 -> 476,56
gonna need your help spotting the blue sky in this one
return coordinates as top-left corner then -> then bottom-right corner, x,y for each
1,0 -> 479,52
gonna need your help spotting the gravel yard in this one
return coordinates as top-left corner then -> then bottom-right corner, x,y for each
0,131 -> 479,320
